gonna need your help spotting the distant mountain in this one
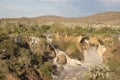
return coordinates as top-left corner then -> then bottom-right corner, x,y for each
0,11 -> 120,25
79,11 -> 120,24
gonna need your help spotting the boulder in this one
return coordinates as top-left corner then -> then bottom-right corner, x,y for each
14,35 -> 22,43
97,44 -> 106,57
57,54 -> 67,65
89,36 -> 100,46
118,37 -> 120,41
77,35 -> 82,43
49,51 -> 56,59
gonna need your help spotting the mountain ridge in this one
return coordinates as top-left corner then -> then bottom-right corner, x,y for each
0,11 -> 120,25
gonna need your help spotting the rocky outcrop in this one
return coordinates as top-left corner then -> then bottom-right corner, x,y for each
119,37 -> 120,41
97,44 -> 106,57
13,35 -> 42,53
57,54 -> 67,65
89,36 -> 100,46
28,36 -> 40,45
14,35 -> 40,45
14,35 -> 22,43
7,33 -> 114,80
76,35 -> 83,43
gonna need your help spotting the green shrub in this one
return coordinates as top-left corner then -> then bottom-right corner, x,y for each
0,40 -> 18,59
91,27 -> 119,36
107,60 -> 120,75
54,40 -> 71,51
0,71 -> 6,80
30,53 -> 42,67
39,62 -> 53,76
39,25 -> 51,33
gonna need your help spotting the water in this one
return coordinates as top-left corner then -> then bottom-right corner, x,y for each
52,45 -> 105,80
53,49 -> 87,80
84,46 -> 103,65
53,49 -> 83,69
46,35 -> 105,80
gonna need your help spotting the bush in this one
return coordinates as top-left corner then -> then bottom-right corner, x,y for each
39,25 -> 51,33
0,71 -> 6,80
39,62 -> 53,77
107,59 -> 120,80
0,40 -> 18,60
65,42 -> 84,60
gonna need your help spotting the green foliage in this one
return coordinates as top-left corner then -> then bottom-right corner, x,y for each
39,62 -> 53,77
0,36 -> 53,80
50,24 -> 62,33
72,26 -> 88,36
107,60 -> 120,75
31,53 -> 42,67
0,21 -> 119,80
0,71 -> 6,80
19,48 -> 30,57
0,40 -> 18,60
66,42 -> 84,60
0,22 -> 119,37
67,42 -> 76,50
54,40 -> 84,60
54,40 -> 71,51
91,27 -> 119,36
39,25 -> 51,33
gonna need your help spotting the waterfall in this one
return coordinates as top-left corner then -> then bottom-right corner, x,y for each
53,49 -> 83,69
46,34 -> 106,80
52,45 -> 106,80
52,49 -> 87,80
84,46 -> 103,65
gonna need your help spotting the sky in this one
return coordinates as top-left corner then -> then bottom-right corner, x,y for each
0,0 -> 120,18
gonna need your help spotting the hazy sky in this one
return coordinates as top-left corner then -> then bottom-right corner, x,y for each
0,0 -> 120,18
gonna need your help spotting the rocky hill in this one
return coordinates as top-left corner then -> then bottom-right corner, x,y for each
0,11 -> 120,25
79,11 -> 120,24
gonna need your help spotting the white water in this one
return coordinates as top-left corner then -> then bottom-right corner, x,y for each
84,46 -> 103,65
53,49 -> 87,80
52,45 -> 105,80
46,36 -> 105,80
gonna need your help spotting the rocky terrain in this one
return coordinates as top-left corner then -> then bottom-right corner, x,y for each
0,11 -> 120,80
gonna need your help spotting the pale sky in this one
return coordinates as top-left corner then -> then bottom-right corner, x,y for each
0,0 -> 120,18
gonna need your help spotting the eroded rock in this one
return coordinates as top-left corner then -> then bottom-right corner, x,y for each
57,54 -> 67,65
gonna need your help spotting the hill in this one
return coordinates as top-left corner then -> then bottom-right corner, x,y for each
0,11 -> 120,25
80,11 -> 120,24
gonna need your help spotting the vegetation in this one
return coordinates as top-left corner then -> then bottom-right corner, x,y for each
85,65 -> 110,80
0,21 -> 120,80
0,36 -> 53,80
107,43 -> 120,80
